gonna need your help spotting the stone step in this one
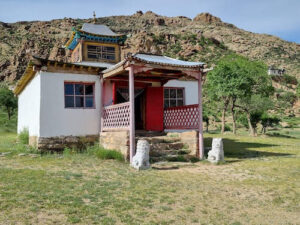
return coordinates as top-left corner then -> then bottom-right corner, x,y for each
150,142 -> 185,151
139,136 -> 181,144
150,149 -> 190,157
150,154 -> 189,163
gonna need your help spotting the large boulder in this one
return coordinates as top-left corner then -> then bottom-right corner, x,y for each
207,138 -> 224,163
131,140 -> 150,170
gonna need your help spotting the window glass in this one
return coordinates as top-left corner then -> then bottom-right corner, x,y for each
164,89 -> 169,98
164,88 -> 184,108
65,84 -> 74,95
75,96 -> 84,107
177,99 -> 184,106
85,85 -> 93,95
85,97 -> 94,108
75,84 -> 84,95
170,100 -> 177,107
65,96 -> 74,108
164,100 -> 169,108
65,83 -> 94,109
170,89 -> 176,98
87,45 -> 116,61
177,89 -> 183,98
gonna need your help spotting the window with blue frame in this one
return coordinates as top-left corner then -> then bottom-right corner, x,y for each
64,82 -> 95,108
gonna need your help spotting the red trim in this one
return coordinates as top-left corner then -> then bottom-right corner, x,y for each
112,81 -> 116,104
64,81 -> 96,109
145,87 -> 164,131
114,80 -> 151,88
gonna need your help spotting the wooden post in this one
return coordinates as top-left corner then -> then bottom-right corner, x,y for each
99,74 -> 104,132
198,72 -> 204,159
129,65 -> 135,163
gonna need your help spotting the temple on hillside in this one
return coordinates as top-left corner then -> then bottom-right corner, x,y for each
14,20 -> 208,163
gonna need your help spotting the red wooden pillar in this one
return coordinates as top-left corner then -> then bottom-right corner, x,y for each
129,65 -> 135,163
198,72 -> 204,159
99,74 -> 104,132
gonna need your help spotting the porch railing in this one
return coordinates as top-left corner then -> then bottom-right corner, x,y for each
102,102 -> 130,131
164,104 -> 199,129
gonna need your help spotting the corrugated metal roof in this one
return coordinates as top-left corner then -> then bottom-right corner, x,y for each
73,61 -> 115,69
81,23 -> 119,36
133,53 -> 205,67
102,53 -> 205,74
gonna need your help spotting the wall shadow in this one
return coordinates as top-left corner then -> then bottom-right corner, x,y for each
204,137 -> 292,160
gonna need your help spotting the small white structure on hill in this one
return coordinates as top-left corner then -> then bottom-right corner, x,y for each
268,66 -> 285,76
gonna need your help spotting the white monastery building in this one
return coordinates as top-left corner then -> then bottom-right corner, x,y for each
15,23 -> 207,161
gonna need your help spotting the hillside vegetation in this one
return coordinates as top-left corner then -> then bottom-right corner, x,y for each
0,11 -> 299,82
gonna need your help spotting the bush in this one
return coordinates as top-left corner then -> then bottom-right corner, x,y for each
18,128 -> 29,145
282,74 -> 298,85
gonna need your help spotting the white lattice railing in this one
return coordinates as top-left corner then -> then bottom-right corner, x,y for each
102,102 -> 130,131
164,104 -> 199,129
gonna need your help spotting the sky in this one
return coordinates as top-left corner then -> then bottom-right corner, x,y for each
0,0 -> 299,43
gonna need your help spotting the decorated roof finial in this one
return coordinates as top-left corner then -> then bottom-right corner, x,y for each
93,11 -> 96,24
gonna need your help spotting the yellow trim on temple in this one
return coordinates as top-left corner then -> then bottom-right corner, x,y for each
65,32 -> 76,48
14,62 -> 36,96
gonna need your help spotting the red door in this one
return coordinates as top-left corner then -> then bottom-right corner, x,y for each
145,87 -> 164,131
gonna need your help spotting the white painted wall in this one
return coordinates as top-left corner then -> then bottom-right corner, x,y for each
39,72 -> 101,137
17,72 -> 41,136
164,80 -> 198,105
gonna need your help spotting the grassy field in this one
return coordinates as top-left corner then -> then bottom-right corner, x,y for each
0,130 -> 299,225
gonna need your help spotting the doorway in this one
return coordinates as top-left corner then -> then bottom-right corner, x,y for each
115,87 -> 145,130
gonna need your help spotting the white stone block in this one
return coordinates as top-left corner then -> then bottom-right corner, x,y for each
207,138 -> 224,163
131,140 -> 150,170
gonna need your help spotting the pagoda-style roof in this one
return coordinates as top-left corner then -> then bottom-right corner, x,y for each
104,53 -> 205,74
103,53 -> 206,81
81,24 -> 121,36
65,23 -> 127,50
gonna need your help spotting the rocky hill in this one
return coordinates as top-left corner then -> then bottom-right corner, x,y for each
0,11 -> 299,82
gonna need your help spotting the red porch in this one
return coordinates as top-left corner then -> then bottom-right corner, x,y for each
99,53 -> 206,162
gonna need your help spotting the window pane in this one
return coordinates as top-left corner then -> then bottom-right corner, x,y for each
170,89 -> 176,98
87,45 -> 97,50
164,100 -> 169,108
65,84 -> 74,95
170,100 -> 176,107
164,89 -> 169,98
85,97 -> 94,108
75,84 -> 84,95
88,54 -> 97,59
177,99 -> 184,106
75,96 -> 84,107
65,96 -> 74,108
177,89 -> 183,98
85,84 -> 93,95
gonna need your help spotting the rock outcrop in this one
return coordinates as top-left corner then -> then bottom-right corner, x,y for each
0,11 -> 299,83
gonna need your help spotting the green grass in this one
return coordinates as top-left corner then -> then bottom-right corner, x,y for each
0,108 -> 17,133
0,131 -> 299,224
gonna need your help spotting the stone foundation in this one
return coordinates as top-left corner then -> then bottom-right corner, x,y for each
99,131 -> 129,160
168,130 -> 199,156
30,135 -> 98,152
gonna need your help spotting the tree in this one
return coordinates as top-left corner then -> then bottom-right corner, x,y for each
0,86 -> 17,120
236,70 -> 274,136
261,113 -> 280,134
205,54 -> 253,134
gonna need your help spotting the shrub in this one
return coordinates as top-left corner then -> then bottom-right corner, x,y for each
282,74 -> 298,85
18,128 -> 29,145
